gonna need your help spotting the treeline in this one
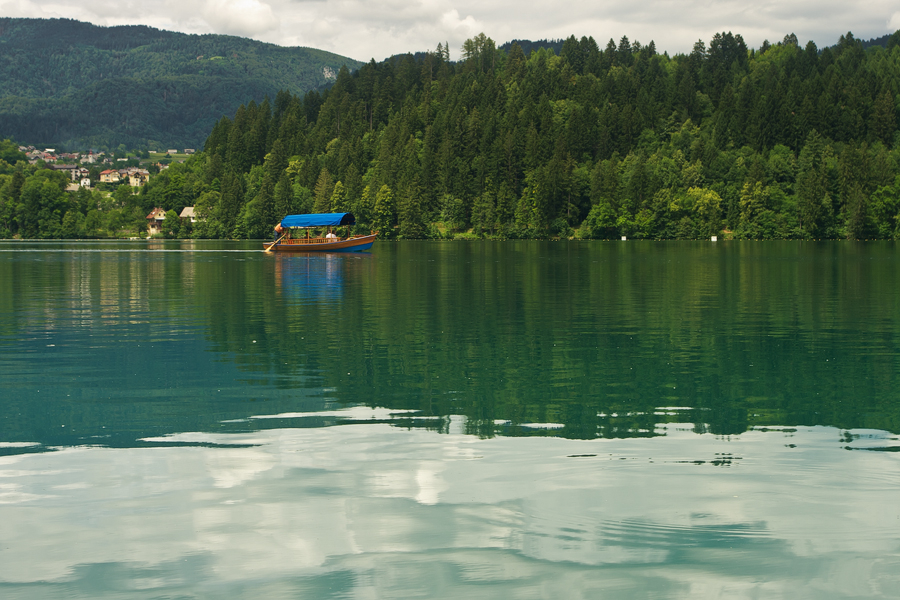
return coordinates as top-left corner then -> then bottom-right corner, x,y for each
4,30 -> 900,240
164,30 -> 900,239
0,17 -> 362,149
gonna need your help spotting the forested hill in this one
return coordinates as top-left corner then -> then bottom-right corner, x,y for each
4,30 -> 900,241
0,18 -> 363,150
152,30 -> 899,241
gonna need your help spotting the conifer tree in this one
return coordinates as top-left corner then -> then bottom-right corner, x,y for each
218,170 -> 244,232
871,90 -> 897,145
399,183 -> 426,238
274,172 -> 293,219
330,181 -> 348,213
354,185 -> 373,226
313,168 -> 334,213
373,184 -> 396,238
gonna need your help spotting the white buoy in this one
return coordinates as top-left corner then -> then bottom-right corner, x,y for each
711,235 -> 717,242
621,236 -> 627,241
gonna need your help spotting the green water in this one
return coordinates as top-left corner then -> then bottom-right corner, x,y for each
1,240 -> 899,598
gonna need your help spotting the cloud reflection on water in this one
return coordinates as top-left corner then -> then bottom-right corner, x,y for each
0,413 -> 898,598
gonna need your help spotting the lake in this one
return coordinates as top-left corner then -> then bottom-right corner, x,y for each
1,240 -> 898,599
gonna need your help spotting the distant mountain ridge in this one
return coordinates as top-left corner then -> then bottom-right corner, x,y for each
0,18 -> 363,150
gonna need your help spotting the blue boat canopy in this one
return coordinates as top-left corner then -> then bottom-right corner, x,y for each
280,213 -> 356,228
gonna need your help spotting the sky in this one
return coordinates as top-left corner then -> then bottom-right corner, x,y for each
2,0 -> 899,62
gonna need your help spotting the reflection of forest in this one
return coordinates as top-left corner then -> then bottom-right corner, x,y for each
195,242 -> 900,438
1,241 -> 898,450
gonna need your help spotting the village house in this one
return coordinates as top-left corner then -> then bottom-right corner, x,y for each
26,149 -> 47,164
126,169 -> 149,187
52,165 -> 90,182
100,169 -> 120,183
179,206 -> 198,223
51,164 -> 77,177
146,208 -> 167,237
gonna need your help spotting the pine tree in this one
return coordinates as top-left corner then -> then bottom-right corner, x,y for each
274,172 -> 293,219
313,168 -> 334,213
330,181 -> 348,213
218,170 -> 244,232
871,90 -> 897,145
472,186 -> 496,236
354,185 -> 373,226
399,183 -> 426,238
373,184 -> 396,238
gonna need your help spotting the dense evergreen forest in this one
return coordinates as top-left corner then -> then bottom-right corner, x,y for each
0,18 -> 362,149
2,30 -> 900,240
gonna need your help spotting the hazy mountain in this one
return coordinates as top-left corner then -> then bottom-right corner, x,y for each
0,18 -> 363,150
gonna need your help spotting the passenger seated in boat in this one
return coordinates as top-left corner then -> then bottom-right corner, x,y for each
325,230 -> 338,241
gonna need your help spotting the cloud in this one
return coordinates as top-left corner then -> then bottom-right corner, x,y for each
890,12 -> 900,31
0,0 -> 896,60
270,0 -> 487,59
201,0 -> 279,37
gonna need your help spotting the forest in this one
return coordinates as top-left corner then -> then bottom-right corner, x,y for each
2,29 -> 900,240
0,17 -> 362,149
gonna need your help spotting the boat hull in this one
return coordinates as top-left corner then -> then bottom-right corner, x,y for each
264,233 -> 377,253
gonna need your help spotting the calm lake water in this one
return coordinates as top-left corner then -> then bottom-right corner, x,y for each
1,240 -> 899,599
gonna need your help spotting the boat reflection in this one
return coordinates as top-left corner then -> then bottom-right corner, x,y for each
275,252 -> 371,304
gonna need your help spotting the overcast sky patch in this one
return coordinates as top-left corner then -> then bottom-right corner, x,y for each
0,0 -> 896,61
202,0 -> 279,37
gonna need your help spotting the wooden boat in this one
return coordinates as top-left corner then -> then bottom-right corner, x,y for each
263,212 -> 376,253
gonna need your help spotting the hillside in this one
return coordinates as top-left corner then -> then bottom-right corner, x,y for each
171,30 -> 900,241
0,18 -> 363,150
4,30 -> 900,241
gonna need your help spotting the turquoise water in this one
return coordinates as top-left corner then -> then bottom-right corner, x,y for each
1,240 -> 899,598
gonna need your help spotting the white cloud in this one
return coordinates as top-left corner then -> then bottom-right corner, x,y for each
0,0 -> 896,60
202,0 -> 279,37
890,12 -> 900,32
